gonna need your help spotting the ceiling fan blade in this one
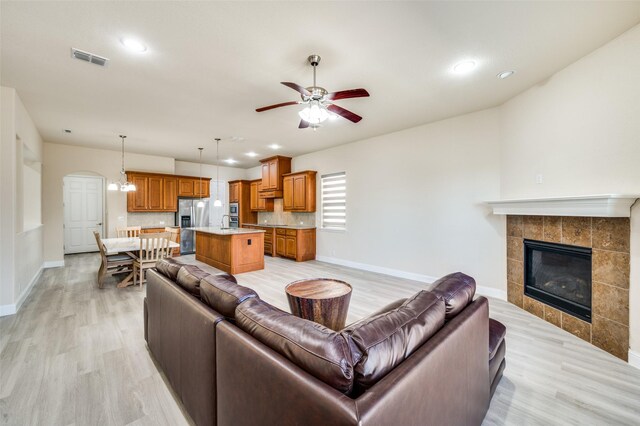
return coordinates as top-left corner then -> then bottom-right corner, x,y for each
281,82 -> 311,97
327,104 -> 362,123
326,88 -> 370,101
255,101 -> 299,112
298,120 -> 309,129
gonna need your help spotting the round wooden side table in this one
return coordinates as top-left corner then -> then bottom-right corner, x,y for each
285,278 -> 353,330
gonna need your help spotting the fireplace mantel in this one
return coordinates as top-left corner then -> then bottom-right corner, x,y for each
487,194 -> 639,218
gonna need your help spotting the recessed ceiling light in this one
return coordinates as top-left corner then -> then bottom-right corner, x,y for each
268,144 -> 281,150
121,38 -> 147,53
453,60 -> 477,74
245,152 -> 259,157
224,158 -> 238,164
497,70 -> 516,79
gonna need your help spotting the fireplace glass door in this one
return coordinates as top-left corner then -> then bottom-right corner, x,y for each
524,239 -> 592,322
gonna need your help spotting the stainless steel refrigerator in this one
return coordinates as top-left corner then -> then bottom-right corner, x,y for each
176,198 -> 210,254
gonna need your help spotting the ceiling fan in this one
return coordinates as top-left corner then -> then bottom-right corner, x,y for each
256,54 -> 370,129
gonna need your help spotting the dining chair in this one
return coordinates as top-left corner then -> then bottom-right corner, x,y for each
93,231 -> 133,288
116,226 -> 142,238
165,227 -> 180,257
133,232 -> 172,287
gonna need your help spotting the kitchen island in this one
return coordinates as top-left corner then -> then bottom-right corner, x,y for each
190,227 -> 265,274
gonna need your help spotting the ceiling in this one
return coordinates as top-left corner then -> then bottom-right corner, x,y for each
2,2 -> 639,168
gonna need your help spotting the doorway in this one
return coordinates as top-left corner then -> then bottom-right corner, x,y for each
63,175 -> 105,254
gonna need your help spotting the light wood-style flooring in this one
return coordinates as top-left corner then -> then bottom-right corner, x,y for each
1,253 -> 640,425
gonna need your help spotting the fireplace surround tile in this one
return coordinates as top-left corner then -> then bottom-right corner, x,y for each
592,249 -> 630,289
592,281 -> 629,326
561,313 -> 591,342
507,215 -> 523,237
505,214 -> 630,361
592,217 -> 630,253
592,315 -> 629,360
544,305 -> 562,327
543,216 -> 562,243
523,216 -> 543,240
524,296 -> 544,319
561,216 -> 592,247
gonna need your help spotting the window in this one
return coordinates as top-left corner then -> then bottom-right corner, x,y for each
321,172 -> 346,230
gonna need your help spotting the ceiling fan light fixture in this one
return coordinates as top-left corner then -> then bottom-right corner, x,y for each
298,101 -> 329,124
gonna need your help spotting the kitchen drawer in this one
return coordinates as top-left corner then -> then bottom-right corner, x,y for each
286,229 -> 297,236
264,243 -> 273,254
264,233 -> 273,243
259,190 -> 282,199
276,228 -> 286,235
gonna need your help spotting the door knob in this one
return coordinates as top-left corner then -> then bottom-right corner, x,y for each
97,223 -> 103,226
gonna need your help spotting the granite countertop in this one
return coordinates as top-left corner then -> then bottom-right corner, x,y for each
140,225 -> 178,229
189,227 -> 266,235
242,223 -> 316,230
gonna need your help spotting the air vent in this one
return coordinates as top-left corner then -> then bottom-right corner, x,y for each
71,48 -> 109,67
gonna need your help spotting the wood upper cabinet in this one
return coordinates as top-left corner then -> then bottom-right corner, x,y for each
127,172 -> 209,212
282,171 -> 317,212
250,179 -> 274,212
195,179 -> 210,198
259,156 -> 291,197
163,178 -> 178,211
229,182 -> 240,203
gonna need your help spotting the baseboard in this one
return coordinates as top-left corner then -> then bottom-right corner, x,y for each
44,260 -> 65,268
476,286 -> 508,301
0,265 -> 44,317
315,255 -> 438,283
315,255 -> 508,300
629,350 -> 640,369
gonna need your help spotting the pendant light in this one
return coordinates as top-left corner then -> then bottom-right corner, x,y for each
108,135 -> 136,192
196,147 -> 205,208
213,138 -> 222,207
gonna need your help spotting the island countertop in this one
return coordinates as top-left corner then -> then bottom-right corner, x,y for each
242,224 -> 316,230
189,227 -> 266,235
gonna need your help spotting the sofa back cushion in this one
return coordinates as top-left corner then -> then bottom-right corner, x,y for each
176,265 -> 210,298
343,290 -> 445,392
235,297 -> 354,394
430,272 -> 476,320
155,257 -> 183,281
200,274 -> 256,319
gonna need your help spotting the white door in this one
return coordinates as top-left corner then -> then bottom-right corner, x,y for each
64,175 -> 104,254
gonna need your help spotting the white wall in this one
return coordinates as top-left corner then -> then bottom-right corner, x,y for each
247,109 -> 505,292
498,25 -> 640,358
1,87 -> 44,315
42,143 -> 175,263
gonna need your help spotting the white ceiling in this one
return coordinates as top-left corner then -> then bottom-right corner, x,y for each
2,1 -> 639,168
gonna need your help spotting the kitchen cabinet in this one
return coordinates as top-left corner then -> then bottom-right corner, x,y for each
258,156 -> 291,198
245,225 -> 276,256
250,179 -> 274,212
275,228 -> 316,262
283,171 -> 316,212
229,182 -> 240,203
127,172 -> 210,212
178,177 -> 210,198
228,180 -> 257,226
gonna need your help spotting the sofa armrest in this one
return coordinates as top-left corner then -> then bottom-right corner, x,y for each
216,321 -> 358,426
356,297 -> 490,426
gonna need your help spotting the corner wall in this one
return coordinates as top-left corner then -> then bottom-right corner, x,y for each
1,87 -> 44,315
499,25 -> 640,362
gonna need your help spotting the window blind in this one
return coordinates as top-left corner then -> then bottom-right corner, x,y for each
321,172 -> 346,230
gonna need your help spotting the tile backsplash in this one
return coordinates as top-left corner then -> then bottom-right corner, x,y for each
256,199 -> 316,226
127,212 -> 176,227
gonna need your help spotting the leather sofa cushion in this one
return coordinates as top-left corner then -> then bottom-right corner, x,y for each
176,265 -> 210,298
236,297 -> 354,394
155,257 -> 183,281
200,274 -> 256,319
489,318 -> 506,360
431,272 -> 476,320
343,290 -> 445,392
366,298 -> 407,319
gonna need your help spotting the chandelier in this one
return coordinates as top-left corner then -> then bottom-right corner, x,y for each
107,135 -> 136,192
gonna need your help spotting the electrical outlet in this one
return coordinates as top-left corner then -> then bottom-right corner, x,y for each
536,174 -> 543,184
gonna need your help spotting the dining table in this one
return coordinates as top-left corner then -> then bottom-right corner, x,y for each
101,237 -> 180,288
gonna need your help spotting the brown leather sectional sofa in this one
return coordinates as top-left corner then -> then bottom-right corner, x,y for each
144,259 -> 506,426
